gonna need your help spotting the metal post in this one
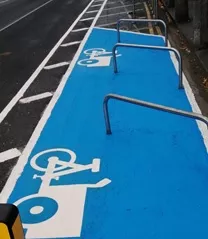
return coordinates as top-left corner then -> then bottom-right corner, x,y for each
112,43 -> 183,89
154,0 -> 158,18
103,94 -> 208,134
132,0 -> 136,18
117,19 -> 168,46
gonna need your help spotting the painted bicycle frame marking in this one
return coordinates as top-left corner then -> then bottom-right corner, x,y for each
78,48 -> 121,67
14,148 -> 111,238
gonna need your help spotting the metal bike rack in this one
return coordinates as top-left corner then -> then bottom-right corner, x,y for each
112,43 -> 183,89
103,94 -> 208,135
117,19 -> 168,46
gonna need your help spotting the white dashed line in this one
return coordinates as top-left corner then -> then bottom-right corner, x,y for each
100,9 -> 143,18
0,0 -> 109,203
96,21 -> 117,27
0,148 -> 21,163
0,0 -> 96,124
86,9 -> 99,13
72,27 -> 89,32
90,4 -> 102,7
104,1 -> 123,4
61,41 -> 81,47
80,17 -> 95,21
19,92 -> 53,104
0,0 -> 9,4
0,0 -> 55,33
102,3 -> 142,11
44,62 -> 70,70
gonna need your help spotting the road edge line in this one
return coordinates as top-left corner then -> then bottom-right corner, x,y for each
0,0 -> 95,124
0,0 -> 108,202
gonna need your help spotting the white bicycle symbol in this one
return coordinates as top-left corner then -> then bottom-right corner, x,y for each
78,48 -> 121,67
14,148 -> 111,238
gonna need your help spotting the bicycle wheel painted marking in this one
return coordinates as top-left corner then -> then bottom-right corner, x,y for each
78,48 -> 121,67
5,28 -> 208,239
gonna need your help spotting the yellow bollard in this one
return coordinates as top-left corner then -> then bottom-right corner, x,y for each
0,204 -> 24,239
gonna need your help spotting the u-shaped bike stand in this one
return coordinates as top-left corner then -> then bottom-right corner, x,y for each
117,19 -> 167,46
112,43 -> 183,89
103,94 -> 208,135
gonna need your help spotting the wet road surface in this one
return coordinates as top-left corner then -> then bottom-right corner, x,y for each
0,0 -> 157,192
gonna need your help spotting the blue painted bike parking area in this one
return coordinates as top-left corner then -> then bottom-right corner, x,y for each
6,27 -> 208,238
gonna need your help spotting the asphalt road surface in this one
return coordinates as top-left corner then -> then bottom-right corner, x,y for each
0,0 -> 90,111
0,0 -> 151,192
0,0 -> 92,191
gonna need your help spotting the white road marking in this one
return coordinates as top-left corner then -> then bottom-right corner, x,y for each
0,0 -> 9,4
96,22 -> 117,27
168,42 -> 208,150
19,92 -> 53,104
44,62 -> 70,69
0,0 -> 54,33
102,2 -> 142,11
120,0 -> 135,18
105,1 -> 127,4
100,9 -> 143,18
0,0 -> 108,203
94,0 -> 104,2
72,27 -> 89,32
94,26 -> 164,38
80,17 -> 94,21
0,148 -> 21,163
96,17 -> 145,27
90,4 -> 102,7
92,27 -> 208,151
86,9 -> 99,13
61,41 -> 81,47
0,0 -> 96,124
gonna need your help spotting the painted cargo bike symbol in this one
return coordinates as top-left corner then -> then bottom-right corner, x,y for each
78,48 -> 121,67
14,148 -> 111,238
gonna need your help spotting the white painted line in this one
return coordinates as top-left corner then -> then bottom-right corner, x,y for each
168,41 -> 208,151
90,3 -> 102,7
86,9 -> 99,13
106,1 -> 135,5
102,3 -> 142,11
100,9 -> 143,18
96,22 -> 117,27
120,0 -> 135,19
0,0 -> 108,203
0,148 -> 21,163
105,1 -> 121,4
94,26 -> 164,38
19,92 -> 53,104
96,17 -> 146,27
80,17 -> 94,21
44,62 -> 70,70
0,0 -> 54,33
94,0 -> 104,2
0,0 -> 96,124
95,17 -> 146,28
72,27 -> 89,32
61,41 -> 81,47
0,0 -> 9,4
99,11 -> 127,18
